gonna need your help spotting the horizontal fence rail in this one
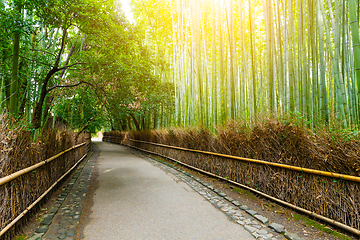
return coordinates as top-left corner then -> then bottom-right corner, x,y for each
0,142 -> 86,186
0,153 -> 87,237
0,140 -> 89,238
129,139 -> 360,183
121,138 -> 360,236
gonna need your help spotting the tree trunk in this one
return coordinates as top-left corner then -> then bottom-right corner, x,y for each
153,110 -> 157,129
43,44 -> 75,122
127,116 -> 133,130
349,0 -> 360,123
318,0 -> 328,124
31,29 -> 67,129
249,0 -> 257,115
218,0 -> 225,122
263,0 -> 275,113
0,0 -> 8,109
227,0 -> 236,119
211,0 -> 217,125
129,113 -> 140,131
31,68 -> 58,129
9,2 -> 22,116
18,73 -> 27,117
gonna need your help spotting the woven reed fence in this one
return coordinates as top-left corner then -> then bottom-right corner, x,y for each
0,128 -> 90,240
103,121 -> 360,233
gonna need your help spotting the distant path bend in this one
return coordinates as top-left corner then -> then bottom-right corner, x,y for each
81,141 -> 255,239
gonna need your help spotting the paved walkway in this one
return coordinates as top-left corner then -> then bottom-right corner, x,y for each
29,141 -> 288,240
82,142 -> 255,239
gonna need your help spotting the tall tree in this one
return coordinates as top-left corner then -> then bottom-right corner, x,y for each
349,0 -> 360,123
9,0 -> 22,115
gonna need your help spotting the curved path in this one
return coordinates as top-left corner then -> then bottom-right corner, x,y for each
82,142 -> 255,239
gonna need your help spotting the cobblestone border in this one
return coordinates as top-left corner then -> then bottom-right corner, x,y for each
132,149 -> 303,240
27,143 -> 303,240
27,148 -> 98,240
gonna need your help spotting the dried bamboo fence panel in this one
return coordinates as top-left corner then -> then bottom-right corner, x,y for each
127,140 -> 360,230
0,128 -> 88,240
103,120 -> 360,232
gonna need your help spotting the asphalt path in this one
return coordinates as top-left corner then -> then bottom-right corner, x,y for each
83,142 -> 255,239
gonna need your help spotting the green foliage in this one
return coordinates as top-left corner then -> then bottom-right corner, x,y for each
53,87 -> 107,133
1,0 -> 175,132
14,234 -> 27,240
130,0 -> 360,131
292,214 -> 351,240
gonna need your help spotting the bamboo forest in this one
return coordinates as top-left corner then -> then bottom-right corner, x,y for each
2,0 -> 360,131
3,0 -> 360,239
131,0 -> 360,129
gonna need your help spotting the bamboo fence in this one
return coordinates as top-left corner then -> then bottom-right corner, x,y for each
103,129 -> 360,235
0,130 -> 91,240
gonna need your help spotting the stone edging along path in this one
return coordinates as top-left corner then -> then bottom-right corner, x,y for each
28,145 -> 99,240
27,143 -> 302,240
130,148 -> 303,240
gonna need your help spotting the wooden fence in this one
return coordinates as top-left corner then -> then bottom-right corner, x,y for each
0,131 -> 91,239
104,134 -> 360,236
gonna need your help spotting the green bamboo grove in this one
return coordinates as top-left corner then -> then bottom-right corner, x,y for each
0,0 -> 175,132
132,0 -> 360,129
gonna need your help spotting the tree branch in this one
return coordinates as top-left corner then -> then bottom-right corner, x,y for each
54,29 -> 68,68
57,62 -> 86,71
30,49 -> 57,57
19,55 -> 52,67
76,114 -> 98,137
59,45 -> 75,78
47,80 -> 98,93
47,81 -> 85,92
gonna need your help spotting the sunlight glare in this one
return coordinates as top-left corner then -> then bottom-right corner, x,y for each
117,0 -> 134,23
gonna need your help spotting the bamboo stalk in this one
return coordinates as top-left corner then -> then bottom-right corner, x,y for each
288,0 -> 295,112
0,153 -> 88,237
318,0 -> 328,124
211,0 -> 217,125
126,143 -> 360,236
0,142 -> 86,186
129,139 -> 360,183
348,0 -> 360,124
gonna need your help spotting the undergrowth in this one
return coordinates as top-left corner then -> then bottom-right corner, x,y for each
126,117 -> 360,175
292,214 -> 351,240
